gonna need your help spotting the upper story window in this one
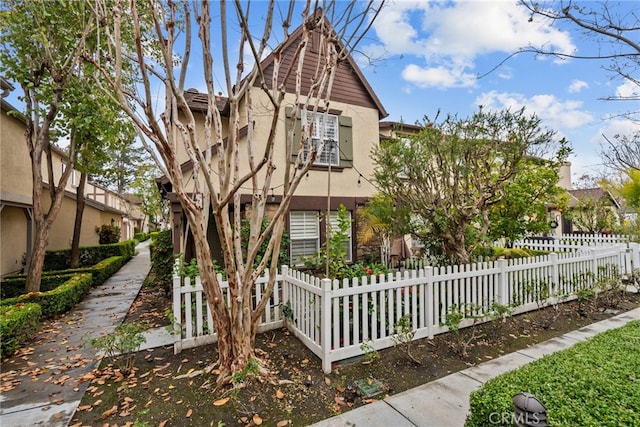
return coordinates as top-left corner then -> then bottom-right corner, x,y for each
303,111 -> 339,166
287,106 -> 353,168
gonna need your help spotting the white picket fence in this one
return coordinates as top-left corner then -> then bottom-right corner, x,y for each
172,241 -> 640,373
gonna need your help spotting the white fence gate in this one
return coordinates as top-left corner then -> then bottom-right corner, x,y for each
172,241 -> 640,373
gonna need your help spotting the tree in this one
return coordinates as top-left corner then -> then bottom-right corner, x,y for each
566,192 -> 619,234
90,137 -> 147,193
600,130 -> 640,173
487,158 -> 569,246
372,108 -> 567,264
90,0 -> 384,383
0,1 -> 104,291
130,163 -> 164,231
358,193 -> 412,267
520,1 -> 640,116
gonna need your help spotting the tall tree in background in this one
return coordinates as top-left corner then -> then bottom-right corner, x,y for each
0,1 -> 102,291
90,0 -> 384,383
130,163 -> 164,232
89,136 -> 145,193
372,108 -> 567,264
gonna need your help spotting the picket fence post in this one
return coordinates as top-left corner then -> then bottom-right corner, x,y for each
630,243 -> 640,271
321,278 -> 332,374
425,266 -> 434,339
172,259 -> 183,354
549,252 -> 559,299
496,259 -> 508,306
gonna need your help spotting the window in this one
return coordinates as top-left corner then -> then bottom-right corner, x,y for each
71,170 -> 77,186
303,111 -> 339,166
287,107 -> 352,168
290,211 -> 319,265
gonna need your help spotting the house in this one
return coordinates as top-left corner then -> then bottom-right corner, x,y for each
0,78 -> 144,276
564,187 -> 621,234
160,19 -> 390,267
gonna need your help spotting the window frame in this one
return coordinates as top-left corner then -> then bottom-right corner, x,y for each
303,111 -> 340,166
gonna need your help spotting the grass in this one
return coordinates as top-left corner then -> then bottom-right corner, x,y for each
466,320 -> 640,426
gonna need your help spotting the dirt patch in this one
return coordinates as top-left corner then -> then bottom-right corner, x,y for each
71,285 -> 640,427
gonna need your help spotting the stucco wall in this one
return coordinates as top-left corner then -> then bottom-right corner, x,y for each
1,108 -> 32,204
181,90 -> 380,200
0,206 -> 28,275
41,192 -> 102,250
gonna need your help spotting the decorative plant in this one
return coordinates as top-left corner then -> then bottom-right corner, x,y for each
90,322 -> 147,375
391,315 -> 420,365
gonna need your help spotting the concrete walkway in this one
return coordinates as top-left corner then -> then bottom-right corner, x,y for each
311,307 -> 640,427
0,240 -> 171,427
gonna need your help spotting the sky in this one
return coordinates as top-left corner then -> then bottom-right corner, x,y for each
3,0 -> 638,187
353,0 -> 639,185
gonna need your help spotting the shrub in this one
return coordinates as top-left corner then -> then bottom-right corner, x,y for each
1,255 -> 127,297
0,274 -> 93,318
466,321 -> 640,426
0,303 -> 42,359
0,273 -> 78,299
149,230 -> 173,293
91,322 -> 147,375
43,240 -> 135,271
96,224 -> 121,244
134,232 -> 150,242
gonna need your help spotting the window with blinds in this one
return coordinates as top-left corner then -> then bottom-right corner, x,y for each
290,211 -> 319,265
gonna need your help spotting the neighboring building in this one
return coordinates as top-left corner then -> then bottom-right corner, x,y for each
564,187 -> 621,234
160,17 -> 389,267
0,79 -> 144,276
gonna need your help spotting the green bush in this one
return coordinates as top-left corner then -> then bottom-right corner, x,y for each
96,224 -> 121,244
149,230 -> 173,293
1,255 -> 127,297
0,274 -> 93,318
0,303 -> 42,360
43,240 -> 135,271
466,320 -> 640,426
0,273 -> 78,299
134,232 -> 150,242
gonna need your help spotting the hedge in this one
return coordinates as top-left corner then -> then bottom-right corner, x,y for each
43,240 -> 136,271
134,232 -> 150,242
149,229 -> 173,292
1,256 -> 126,298
0,303 -> 42,360
0,273 -> 93,318
466,320 -> 640,427
0,273 -> 79,299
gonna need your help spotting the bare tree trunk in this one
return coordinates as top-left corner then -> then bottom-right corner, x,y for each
70,172 -> 88,268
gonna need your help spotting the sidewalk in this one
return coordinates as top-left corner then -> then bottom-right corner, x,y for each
0,240 -> 172,427
310,306 -> 640,427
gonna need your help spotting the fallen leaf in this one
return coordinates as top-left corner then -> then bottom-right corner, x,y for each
213,397 -> 229,406
276,421 -> 289,427
336,385 -> 345,393
276,389 -> 284,399
253,414 -> 263,425
324,377 -> 331,385
159,420 -> 168,427
99,405 -> 117,420
186,408 -> 192,418
77,405 -> 92,411
52,412 -> 64,419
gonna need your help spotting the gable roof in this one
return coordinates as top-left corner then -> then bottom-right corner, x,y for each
567,187 -> 621,209
258,15 -> 388,119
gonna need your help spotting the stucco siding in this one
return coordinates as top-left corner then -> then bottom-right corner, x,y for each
0,206 -> 28,275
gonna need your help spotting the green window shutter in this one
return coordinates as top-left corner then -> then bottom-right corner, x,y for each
286,107 -> 302,163
339,115 -> 353,167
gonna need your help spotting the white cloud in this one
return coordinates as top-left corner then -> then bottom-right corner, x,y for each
474,90 -> 593,130
368,0 -> 576,88
568,80 -> 588,93
402,63 -> 477,88
616,79 -> 640,99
